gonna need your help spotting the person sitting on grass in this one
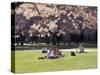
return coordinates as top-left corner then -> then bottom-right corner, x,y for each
58,51 -> 65,57
54,48 -> 64,58
79,43 -> 85,53
47,49 -> 57,59
42,47 -> 49,53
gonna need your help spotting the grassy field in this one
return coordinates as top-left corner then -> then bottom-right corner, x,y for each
12,48 -> 97,73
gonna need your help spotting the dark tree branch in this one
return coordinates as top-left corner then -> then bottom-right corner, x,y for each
33,3 -> 41,15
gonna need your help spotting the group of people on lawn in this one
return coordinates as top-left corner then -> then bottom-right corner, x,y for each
39,44 -> 84,59
39,47 -> 64,59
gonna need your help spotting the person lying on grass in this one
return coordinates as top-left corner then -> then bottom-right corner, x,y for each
47,49 -> 56,59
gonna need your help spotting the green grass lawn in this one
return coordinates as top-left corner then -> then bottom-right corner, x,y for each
12,49 -> 97,73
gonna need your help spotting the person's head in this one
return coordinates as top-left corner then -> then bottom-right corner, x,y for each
46,47 -> 49,49
56,48 -> 59,51
82,46 -> 84,49
49,48 -> 52,52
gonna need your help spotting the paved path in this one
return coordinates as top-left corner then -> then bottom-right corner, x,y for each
15,47 -> 97,52
61,49 -> 97,52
